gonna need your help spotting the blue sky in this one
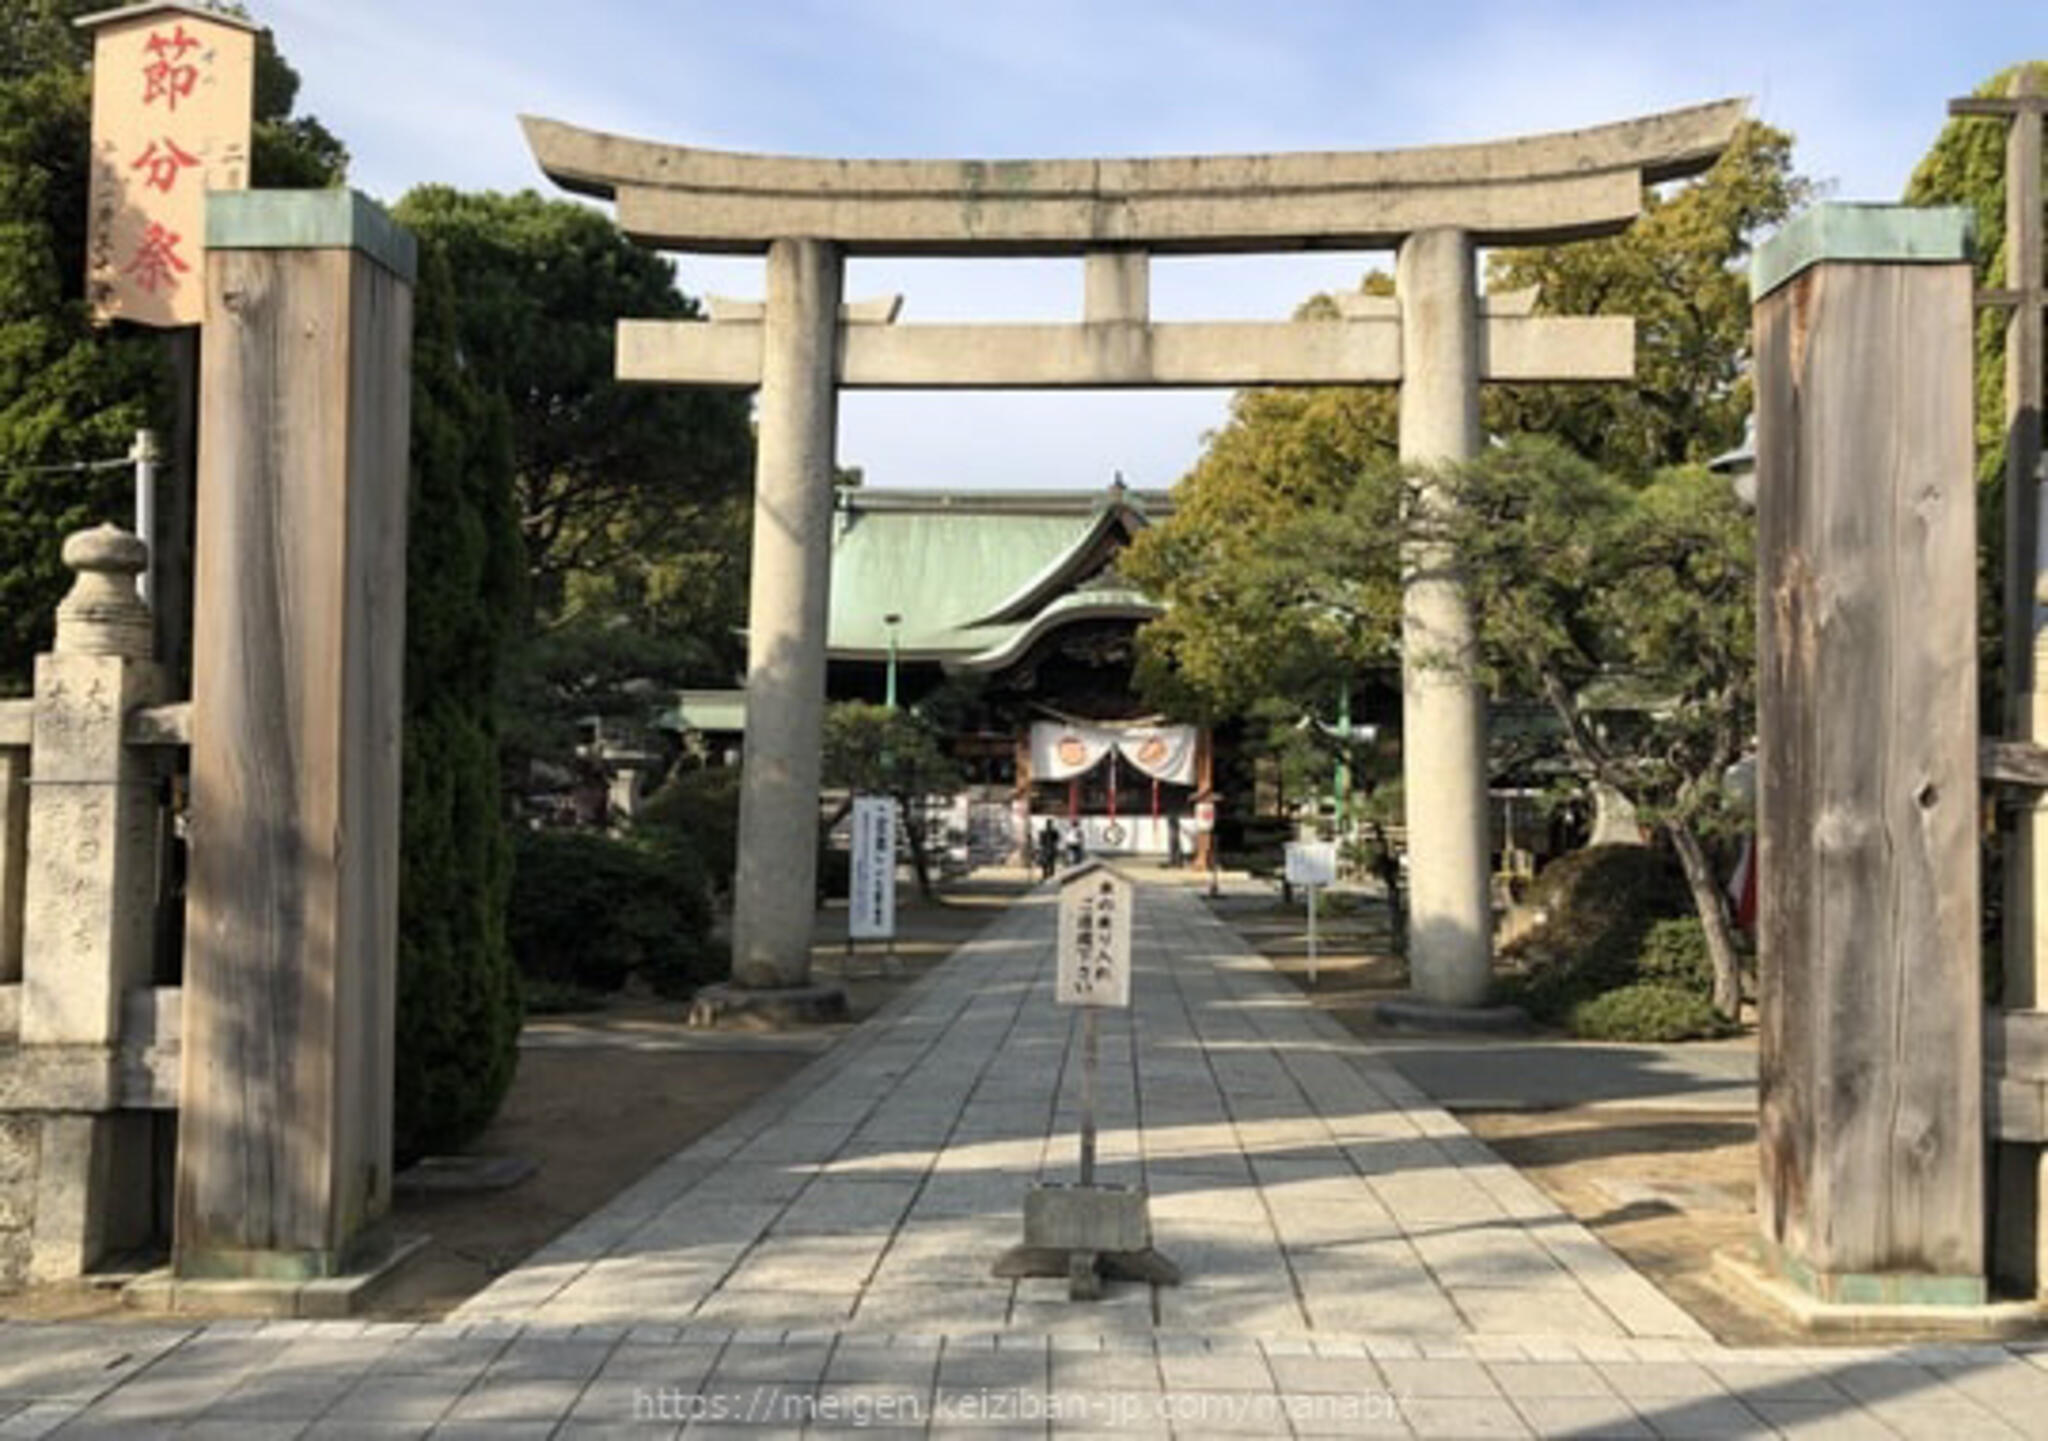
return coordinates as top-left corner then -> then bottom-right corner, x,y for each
262,0 -> 2038,492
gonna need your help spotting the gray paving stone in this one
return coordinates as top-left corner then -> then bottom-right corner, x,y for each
1507,1394 -> 1653,1438
1746,1400 -> 1900,1439
1378,1357 -> 1503,1400
1483,1360 -> 1615,1399
1399,1394 -> 1532,1436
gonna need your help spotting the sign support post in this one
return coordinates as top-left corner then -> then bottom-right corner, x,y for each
994,861 -> 1178,1299
1286,840 -> 1337,989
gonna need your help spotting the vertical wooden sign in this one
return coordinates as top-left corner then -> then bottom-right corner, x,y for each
79,3 -> 257,328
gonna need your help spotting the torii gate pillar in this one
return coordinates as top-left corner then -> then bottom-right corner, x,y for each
732,239 -> 844,987
1397,228 -> 1492,1006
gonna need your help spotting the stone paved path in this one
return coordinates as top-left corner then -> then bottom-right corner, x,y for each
12,881 -> 2048,1437
455,883 -> 1700,1342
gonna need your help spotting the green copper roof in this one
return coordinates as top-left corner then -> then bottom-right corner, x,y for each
828,487 -> 1170,663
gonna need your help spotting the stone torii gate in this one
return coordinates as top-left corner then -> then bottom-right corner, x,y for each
522,102 -> 1744,1007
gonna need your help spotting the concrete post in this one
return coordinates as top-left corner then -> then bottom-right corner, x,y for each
732,237 -> 844,988
17,524 -> 164,1280
1396,227 -> 1492,1008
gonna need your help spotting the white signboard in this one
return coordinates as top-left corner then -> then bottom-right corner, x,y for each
1057,864 -> 1133,1008
849,795 -> 896,940
1284,841 -> 1338,887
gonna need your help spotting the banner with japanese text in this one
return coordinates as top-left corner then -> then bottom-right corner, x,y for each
84,7 -> 256,327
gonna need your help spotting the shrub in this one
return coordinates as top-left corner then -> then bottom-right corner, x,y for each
1493,844 -> 1693,1022
508,828 -> 721,999
636,765 -> 740,898
1635,917 -> 1715,993
1568,982 -> 1731,1042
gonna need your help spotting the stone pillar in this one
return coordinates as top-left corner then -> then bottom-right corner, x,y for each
175,191 -> 413,1281
1396,227 -> 1492,1007
21,527 -> 163,1048
731,238 -> 843,989
17,525 -> 164,1280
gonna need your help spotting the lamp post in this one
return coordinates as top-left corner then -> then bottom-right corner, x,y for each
884,612 -> 902,711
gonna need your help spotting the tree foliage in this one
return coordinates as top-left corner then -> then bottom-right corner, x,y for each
821,700 -> 968,899
392,238 -> 525,1160
388,187 -> 752,617
391,188 -> 757,781
1904,61 -> 2048,712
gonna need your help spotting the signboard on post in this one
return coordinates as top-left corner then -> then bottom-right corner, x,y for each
1284,841 -> 1337,887
1284,841 -> 1338,986
79,3 -> 258,327
1057,862 -> 1132,1008
849,795 -> 896,941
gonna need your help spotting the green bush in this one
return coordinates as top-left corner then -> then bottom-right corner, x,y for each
1635,917 -> 1715,993
636,766 -> 740,898
1568,982 -> 1731,1042
1493,844 -> 1693,1022
508,828 -> 720,999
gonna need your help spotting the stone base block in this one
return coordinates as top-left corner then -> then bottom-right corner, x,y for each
1023,1183 -> 1150,1252
688,981 -> 850,1029
394,1154 -> 537,1195
1714,1245 -> 2034,1337
1374,993 -> 1530,1034
126,1230 -> 427,1319
995,1184 -> 1179,1300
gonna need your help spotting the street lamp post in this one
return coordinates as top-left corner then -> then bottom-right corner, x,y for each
884,611 -> 902,711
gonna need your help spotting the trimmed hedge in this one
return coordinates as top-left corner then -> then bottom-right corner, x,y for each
1494,844 -> 1729,1040
508,827 -> 722,999
636,766 -> 740,898
1569,982 -> 1732,1042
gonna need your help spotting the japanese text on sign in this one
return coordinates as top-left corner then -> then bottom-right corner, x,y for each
82,8 -> 257,327
1056,865 -> 1132,1008
849,796 -> 897,941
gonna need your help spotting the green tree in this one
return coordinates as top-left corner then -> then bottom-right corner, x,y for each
392,237 -> 525,1159
391,188 -> 756,786
0,1 -> 344,688
387,187 -> 752,618
1439,442 -> 1753,1015
1124,291 -> 1404,719
821,700 -> 967,900
1904,61 -> 2048,714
